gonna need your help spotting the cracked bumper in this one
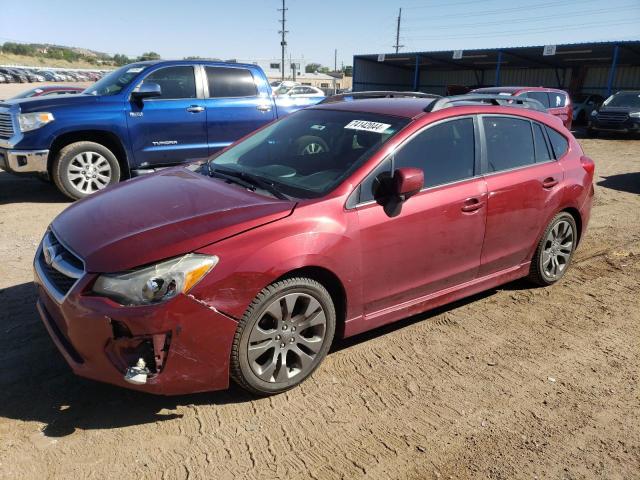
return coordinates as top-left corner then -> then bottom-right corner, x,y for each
35,281 -> 239,395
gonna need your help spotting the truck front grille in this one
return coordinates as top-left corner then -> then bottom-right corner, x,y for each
0,112 -> 14,138
36,230 -> 85,302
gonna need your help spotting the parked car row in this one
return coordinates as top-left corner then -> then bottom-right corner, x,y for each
0,66 -> 105,83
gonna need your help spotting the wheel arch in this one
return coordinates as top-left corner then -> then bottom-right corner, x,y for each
561,206 -> 583,245
276,265 -> 348,339
49,130 -> 130,178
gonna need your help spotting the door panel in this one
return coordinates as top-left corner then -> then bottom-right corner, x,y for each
357,179 -> 488,315
203,66 -> 276,155
125,65 -> 208,167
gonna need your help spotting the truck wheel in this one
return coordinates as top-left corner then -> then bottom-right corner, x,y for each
52,141 -> 121,200
230,277 -> 336,395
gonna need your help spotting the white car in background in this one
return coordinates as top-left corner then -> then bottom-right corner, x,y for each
284,86 -> 325,98
572,93 -> 604,124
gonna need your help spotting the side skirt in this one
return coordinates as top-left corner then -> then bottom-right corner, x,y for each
343,262 -> 530,338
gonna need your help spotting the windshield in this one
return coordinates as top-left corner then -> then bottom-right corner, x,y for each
208,109 -> 409,199
603,92 -> 640,108
83,64 -> 149,96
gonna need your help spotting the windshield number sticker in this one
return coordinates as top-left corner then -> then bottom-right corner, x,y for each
344,120 -> 391,133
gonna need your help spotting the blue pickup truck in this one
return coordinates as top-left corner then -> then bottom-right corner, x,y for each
0,60 -> 324,199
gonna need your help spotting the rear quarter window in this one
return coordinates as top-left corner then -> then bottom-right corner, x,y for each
545,126 -> 569,159
523,91 -> 550,108
549,92 -> 566,108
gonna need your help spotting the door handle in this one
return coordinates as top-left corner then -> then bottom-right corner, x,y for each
461,197 -> 484,212
542,177 -> 559,189
257,104 -> 272,112
186,105 -> 205,113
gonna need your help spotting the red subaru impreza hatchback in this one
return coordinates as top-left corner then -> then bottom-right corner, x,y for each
34,95 -> 594,395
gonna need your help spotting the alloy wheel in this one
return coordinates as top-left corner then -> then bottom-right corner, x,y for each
66,151 -> 112,194
542,219 -> 574,279
247,292 -> 327,383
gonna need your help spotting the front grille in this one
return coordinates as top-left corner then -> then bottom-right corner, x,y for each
36,230 -> 85,301
0,112 -> 14,138
596,111 -> 629,124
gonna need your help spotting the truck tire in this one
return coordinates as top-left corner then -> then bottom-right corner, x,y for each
52,141 -> 121,200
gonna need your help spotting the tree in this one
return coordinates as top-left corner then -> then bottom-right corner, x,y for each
138,51 -> 161,61
305,63 -> 322,73
342,65 -> 353,77
113,53 -> 131,66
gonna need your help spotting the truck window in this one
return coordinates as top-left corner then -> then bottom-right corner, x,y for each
205,67 -> 257,98
141,66 -> 197,99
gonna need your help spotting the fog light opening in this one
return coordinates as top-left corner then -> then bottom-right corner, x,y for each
124,357 -> 150,385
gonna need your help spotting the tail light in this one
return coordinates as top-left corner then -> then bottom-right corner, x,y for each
580,156 -> 595,177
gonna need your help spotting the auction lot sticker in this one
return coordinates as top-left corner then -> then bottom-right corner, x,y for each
344,120 -> 392,133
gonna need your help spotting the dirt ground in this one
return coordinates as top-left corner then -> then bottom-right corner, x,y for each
0,131 -> 639,479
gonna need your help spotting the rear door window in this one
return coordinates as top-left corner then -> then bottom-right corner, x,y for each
482,116 -> 535,172
205,67 -> 257,98
532,123 -> 552,162
141,66 -> 196,99
545,126 -> 569,159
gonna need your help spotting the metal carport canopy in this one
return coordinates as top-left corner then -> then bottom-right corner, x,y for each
353,41 -> 640,95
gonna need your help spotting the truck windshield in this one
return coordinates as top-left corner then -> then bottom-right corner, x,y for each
208,109 -> 409,199
83,64 -> 149,96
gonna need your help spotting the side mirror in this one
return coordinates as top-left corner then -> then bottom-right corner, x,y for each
132,82 -> 162,100
392,167 -> 424,201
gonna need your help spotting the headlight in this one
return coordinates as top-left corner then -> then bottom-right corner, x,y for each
93,254 -> 218,306
630,112 -> 640,118
590,110 -> 598,117
18,112 -> 55,132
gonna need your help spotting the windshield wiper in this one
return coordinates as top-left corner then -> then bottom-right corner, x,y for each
209,166 -> 289,200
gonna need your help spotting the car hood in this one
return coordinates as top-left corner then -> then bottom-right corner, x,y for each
1,93 -> 98,112
52,167 -> 296,272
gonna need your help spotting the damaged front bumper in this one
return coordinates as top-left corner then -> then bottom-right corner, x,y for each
34,273 -> 238,395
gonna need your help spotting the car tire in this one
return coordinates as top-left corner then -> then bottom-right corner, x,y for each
528,212 -> 577,286
296,136 -> 329,155
230,277 -> 336,395
52,141 -> 121,200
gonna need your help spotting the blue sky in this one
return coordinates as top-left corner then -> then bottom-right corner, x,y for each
2,0 -> 639,67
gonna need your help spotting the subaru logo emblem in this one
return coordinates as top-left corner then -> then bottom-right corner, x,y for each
43,246 -> 55,266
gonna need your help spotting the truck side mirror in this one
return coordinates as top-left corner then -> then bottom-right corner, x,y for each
132,82 -> 162,100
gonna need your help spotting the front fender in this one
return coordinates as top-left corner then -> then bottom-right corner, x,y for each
191,200 -> 362,321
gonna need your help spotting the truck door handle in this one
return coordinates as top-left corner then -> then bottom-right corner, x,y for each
186,105 -> 205,113
461,197 -> 484,212
257,104 -> 272,112
542,177 -> 559,189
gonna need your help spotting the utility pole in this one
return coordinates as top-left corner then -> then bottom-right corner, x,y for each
333,48 -> 337,95
393,8 -> 404,54
278,0 -> 288,81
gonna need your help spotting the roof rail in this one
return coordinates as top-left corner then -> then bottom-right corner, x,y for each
320,91 -> 442,104
425,94 -> 547,113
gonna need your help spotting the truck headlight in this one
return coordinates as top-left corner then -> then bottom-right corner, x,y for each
18,112 -> 55,132
630,112 -> 640,118
93,254 -> 218,306
590,110 -> 598,117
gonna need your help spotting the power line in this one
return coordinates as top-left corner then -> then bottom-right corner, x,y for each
403,19 -> 639,41
403,0 -> 605,22
401,4 -> 640,32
